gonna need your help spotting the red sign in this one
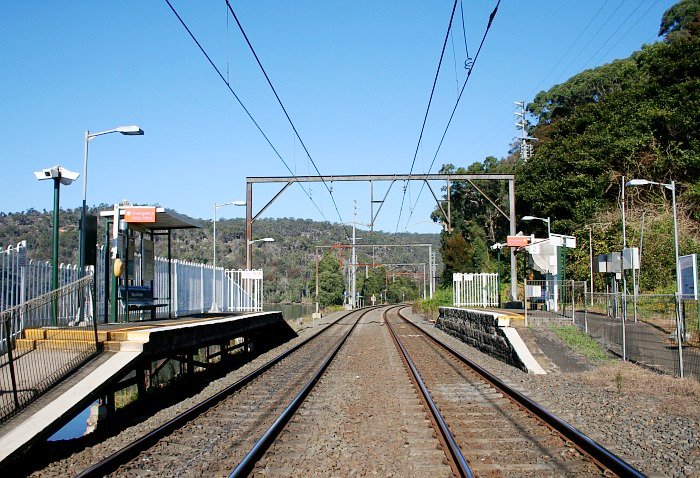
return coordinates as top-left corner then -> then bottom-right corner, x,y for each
124,207 -> 156,223
506,235 -> 530,247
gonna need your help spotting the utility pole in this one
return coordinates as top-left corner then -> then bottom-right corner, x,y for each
514,101 -> 536,161
315,247 -> 319,314
429,245 -> 435,299
351,201 -> 357,309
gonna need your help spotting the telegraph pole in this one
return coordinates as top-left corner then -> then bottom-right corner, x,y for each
351,201 -> 357,309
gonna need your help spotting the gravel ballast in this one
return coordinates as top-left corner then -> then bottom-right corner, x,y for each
405,308 -> 700,478
14,306 -> 700,477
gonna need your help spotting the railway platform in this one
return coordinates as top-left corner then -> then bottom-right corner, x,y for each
0,311 -> 294,466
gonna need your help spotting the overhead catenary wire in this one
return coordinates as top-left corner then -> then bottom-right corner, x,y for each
442,0 -> 659,181
163,0 -> 329,221
460,0 -> 472,70
552,0 -> 628,85
442,0 -> 616,167
224,0 -> 347,231
597,0 -> 663,62
403,0 -> 501,231
580,0 -> 660,70
395,0 -> 460,232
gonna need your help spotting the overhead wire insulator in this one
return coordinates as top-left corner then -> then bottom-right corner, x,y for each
464,57 -> 474,72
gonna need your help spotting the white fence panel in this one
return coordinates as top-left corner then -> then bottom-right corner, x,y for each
452,272 -> 498,307
225,269 -> 263,312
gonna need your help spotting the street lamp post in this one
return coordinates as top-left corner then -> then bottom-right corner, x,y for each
209,200 -> 245,313
79,126 -> 144,278
627,178 -> 684,376
34,166 -> 79,325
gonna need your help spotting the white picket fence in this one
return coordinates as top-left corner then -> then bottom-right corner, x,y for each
0,242 -> 263,318
452,272 -> 499,307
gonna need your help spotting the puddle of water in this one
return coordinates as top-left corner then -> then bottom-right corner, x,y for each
48,401 -> 96,441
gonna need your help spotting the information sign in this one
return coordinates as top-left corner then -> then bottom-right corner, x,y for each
507,235 -> 530,247
124,207 -> 157,223
622,247 -> 640,270
679,254 -> 698,300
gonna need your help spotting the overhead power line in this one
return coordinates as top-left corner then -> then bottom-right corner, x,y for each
581,0 -> 660,70
396,0 -> 460,232
531,0 -> 612,95
403,0 -> 501,231
552,0 -> 628,85
163,0 -> 330,221
224,0 -> 346,228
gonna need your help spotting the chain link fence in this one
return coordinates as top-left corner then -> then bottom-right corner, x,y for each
525,280 -> 699,380
1,275 -> 98,423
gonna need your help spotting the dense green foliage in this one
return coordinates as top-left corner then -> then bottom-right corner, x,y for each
308,253 -> 345,307
434,1 -> 700,293
414,286 -> 452,317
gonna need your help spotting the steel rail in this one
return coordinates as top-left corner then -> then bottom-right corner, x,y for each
228,306 -> 372,477
384,307 -> 474,478
74,308 -> 372,478
396,307 -> 645,478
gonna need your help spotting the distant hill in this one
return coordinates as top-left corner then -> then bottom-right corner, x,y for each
0,206 -> 442,303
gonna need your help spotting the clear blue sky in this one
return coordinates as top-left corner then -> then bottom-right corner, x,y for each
1,0 -> 675,235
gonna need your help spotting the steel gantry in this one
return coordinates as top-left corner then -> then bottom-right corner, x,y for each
246,173 -> 518,302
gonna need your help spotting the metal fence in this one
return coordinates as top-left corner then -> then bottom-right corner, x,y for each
1,275 -> 98,423
524,279 -> 699,380
586,292 -> 700,380
453,272 -> 498,307
1,242 -> 263,323
226,269 -> 264,312
524,279 -> 588,326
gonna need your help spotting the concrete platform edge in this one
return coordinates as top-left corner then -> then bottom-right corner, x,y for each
0,350 -> 142,465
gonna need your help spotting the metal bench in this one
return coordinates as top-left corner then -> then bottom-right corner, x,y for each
118,285 -> 167,321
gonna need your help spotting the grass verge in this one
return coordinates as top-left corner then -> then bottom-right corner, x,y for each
550,325 -> 612,363
413,287 -> 453,319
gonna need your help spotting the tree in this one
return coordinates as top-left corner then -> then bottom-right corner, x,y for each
440,233 -> 471,285
659,0 -> 700,40
308,253 -> 345,307
386,275 -> 419,302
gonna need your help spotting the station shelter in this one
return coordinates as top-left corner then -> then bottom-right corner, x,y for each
99,204 -> 201,323
524,234 -> 576,312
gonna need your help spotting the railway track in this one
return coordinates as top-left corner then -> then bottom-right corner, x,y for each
386,306 -> 644,477
71,305 -> 644,477
74,308 -> 372,478
242,306 -> 454,477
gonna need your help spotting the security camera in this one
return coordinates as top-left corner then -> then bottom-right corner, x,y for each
34,166 -> 79,185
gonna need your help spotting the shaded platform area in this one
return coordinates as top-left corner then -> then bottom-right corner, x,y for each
0,311 -> 295,466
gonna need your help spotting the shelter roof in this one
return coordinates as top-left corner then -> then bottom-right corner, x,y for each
99,206 -> 202,232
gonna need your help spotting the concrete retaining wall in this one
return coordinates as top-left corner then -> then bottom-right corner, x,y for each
437,307 -> 544,374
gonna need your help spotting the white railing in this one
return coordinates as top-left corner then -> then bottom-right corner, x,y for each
1,241 -> 27,313
225,269 -> 263,312
1,242 -> 263,319
452,272 -> 499,307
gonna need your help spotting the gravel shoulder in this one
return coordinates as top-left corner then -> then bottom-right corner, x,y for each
405,307 -> 700,478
